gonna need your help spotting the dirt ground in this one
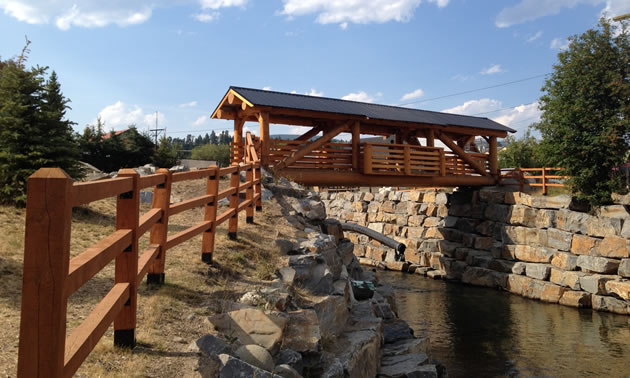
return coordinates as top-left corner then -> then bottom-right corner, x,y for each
0,177 -> 304,377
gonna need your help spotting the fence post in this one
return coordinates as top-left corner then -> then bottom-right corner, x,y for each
228,165 -> 241,240
542,168 -> 547,196
519,169 -> 524,193
114,169 -> 139,348
18,168 -> 72,378
245,164 -> 255,224
363,144 -> 373,174
148,169 -> 172,284
201,166 -> 220,264
403,145 -> 411,175
255,163 -> 263,212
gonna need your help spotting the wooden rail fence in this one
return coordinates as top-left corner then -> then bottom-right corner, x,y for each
17,157 -> 263,377
500,167 -> 567,195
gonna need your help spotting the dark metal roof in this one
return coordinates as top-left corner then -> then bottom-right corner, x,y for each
229,86 -> 516,133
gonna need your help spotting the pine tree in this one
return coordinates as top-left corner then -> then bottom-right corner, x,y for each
0,41 -> 81,205
152,137 -> 178,168
536,19 -> 630,205
209,130 -> 218,144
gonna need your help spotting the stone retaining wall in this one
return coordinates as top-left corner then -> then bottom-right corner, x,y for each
322,188 -> 630,315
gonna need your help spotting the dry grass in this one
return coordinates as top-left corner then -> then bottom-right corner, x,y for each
0,177 -> 301,377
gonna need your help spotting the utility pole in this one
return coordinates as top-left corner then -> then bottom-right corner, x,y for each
149,111 -> 165,146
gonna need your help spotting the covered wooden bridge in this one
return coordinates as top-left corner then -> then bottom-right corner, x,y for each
211,86 -> 515,187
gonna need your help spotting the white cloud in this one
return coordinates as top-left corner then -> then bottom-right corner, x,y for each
443,98 -> 542,135
495,0 -> 630,28
263,86 -> 273,91
194,11 -> 219,22
526,30 -> 543,42
443,98 -> 503,115
179,101 -> 198,108
342,91 -> 376,103
291,88 -> 324,96
400,88 -> 424,101
193,115 -> 208,126
451,73 -> 474,82
280,0 -> 449,27
0,0 -> 249,29
550,37 -> 570,50
98,101 -> 165,129
480,64 -> 505,75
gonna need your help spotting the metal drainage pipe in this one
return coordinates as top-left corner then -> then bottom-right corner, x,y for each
341,222 -> 406,261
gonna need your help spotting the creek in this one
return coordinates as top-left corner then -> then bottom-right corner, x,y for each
378,270 -> 630,377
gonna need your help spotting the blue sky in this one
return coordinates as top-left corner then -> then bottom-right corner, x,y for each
1,0 -> 629,140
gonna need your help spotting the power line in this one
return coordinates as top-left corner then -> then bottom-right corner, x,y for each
399,73 -> 550,106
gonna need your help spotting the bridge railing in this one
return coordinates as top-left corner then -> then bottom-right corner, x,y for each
268,139 -> 354,169
500,167 -> 567,195
445,152 -> 490,175
18,160 -> 262,377
363,142 -> 445,176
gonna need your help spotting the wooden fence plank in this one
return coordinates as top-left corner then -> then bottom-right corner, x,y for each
138,208 -> 162,237
18,168 -> 73,378
113,169 -> 139,348
201,166 -> 220,263
148,169 -> 172,285
165,221 -> 213,250
136,245 -> 161,286
72,177 -> 133,207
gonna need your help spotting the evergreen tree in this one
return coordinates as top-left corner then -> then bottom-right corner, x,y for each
152,136 -> 178,168
536,19 -> 630,205
0,41 -> 81,205
209,130 -> 218,144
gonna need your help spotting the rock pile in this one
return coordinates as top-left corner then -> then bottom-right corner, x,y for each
324,187 -> 630,315
190,182 -> 443,377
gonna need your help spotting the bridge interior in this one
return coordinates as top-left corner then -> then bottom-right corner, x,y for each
211,86 -> 515,187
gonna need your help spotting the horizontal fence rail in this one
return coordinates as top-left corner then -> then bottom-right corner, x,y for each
363,142 -> 445,176
268,139 -> 354,170
500,167 -> 567,195
18,136 -> 263,377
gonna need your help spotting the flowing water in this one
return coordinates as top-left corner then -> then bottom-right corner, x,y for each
378,271 -> 630,377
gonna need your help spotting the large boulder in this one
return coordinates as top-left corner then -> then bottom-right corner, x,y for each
235,344 -> 275,372
281,310 -> 321,353
576,255 -> 620,274
217,354 -> 275,378
206,308 -> 287,354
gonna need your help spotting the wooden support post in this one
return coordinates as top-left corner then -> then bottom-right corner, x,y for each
246,164 -> 254,224
364,144 -> 373,174
489,136 -> 498,179
257,112 -> 269,165
18,168 -> 73,378
542,168 -> 548,196
147,169 -> 172,284
232,118 -> 245,165
426,128 -> 435,147
437,132 -> 489,176
254,163 -> 262,212
352,121 -> 360,171
228,166 -> 241,240
404,145 -> 411,175
275,123 -> 348,171
201,166 -> 220,264
114,169 -> 139,348
439,150 -> 446,176
519,169 -> 524,193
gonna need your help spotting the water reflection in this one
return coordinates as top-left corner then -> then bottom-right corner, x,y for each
378,271 -> 630,377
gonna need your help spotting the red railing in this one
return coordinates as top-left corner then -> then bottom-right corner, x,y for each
17,137 -> 262,377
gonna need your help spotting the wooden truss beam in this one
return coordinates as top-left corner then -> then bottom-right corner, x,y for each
274,123 -> 349,170
296,124 -> 325,141
437,131 -> 489,176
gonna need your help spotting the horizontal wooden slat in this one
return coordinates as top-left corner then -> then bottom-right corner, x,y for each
218,187 -> 237,201
63,283 -> 130,378
72,178 -> 133,207
237,199 -> 253,212
138,174 -> 166,189
219,166 -> 238,176
138,208 -> 162,237
172,169 -> 215,183
216,208 -> 235,225
239,182 -> 253,192
136,244 -> 161,285
166,221 -> 212,250
65,230 -> 132,298
169,194 -> 214,216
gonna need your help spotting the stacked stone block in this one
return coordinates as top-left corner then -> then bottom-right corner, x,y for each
321,188 -> 630,315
